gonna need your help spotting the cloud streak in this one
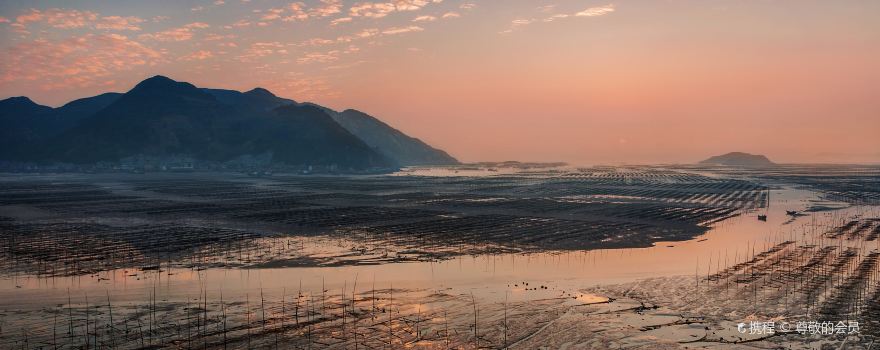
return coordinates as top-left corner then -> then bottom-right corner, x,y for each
576,4 -> 615,17
501,3 -> 615,34
9,8 -> 146,32
382,25 -> 424,35
180,50 -> 214,61
139,22 -> 210,42
1,33 -> 163,89
349,0 -> 442,18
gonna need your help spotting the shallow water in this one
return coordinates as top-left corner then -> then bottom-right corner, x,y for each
3,185 -> 869,312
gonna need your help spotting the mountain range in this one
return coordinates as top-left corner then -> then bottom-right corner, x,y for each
0,76 -> 457,171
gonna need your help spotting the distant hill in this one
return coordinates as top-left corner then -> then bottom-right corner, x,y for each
41,76 -> 388,169
699,152 -> 775,167
0,75 -> 458,170
327,109 -> 457,166
0,94 -> 120,161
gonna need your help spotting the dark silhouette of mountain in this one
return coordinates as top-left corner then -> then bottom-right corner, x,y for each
1,75 -> 456,170
202,87 -> 294,113
44,76 -> 235,163
326,109 -> 458,166
254,99 -> 457,166
264,104 -> 389,167
700,152 -> 776,167
1,94 -> 121,160
18,76 -> 391,169
0,97 -> 53,160
0,96 -> 52,116
55,93 -> 123,122
46,93 -> 123,135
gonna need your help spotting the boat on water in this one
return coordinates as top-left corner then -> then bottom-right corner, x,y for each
758,214 -> 767,221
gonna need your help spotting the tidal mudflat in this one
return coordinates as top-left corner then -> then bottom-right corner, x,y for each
1,164 -> 878,349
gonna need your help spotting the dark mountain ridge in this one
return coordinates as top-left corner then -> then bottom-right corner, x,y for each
0,75 -> 457,171
0,94 -> 120,161
0,96 -> 53,116
202,87 -> 294,113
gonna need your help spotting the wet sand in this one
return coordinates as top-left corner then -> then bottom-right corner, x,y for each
0,165 -> 878,348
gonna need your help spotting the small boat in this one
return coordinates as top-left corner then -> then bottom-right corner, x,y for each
757,215 -> 767,221
786,210 -> 799,216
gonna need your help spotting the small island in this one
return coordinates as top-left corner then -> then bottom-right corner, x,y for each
699,152 -> 776,167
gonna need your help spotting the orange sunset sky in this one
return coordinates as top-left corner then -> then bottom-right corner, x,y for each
1,1 -> 878,164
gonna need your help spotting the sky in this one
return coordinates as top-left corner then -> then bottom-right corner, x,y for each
1,0 -> 878,164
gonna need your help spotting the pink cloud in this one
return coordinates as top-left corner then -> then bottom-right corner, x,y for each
324,60 -> 366,71
261,8 -> 285,21
501,4 -> 614,34
205,33 -> 236,41
382,25 -> 423,35
297,51 -> 341,64
230,20 -> 251,28
330,17 -> 352,25
43,8 -> 98,28
180,50 -> 214,61
10,8 -> 146,31
575,4 -> 615,17
412,15 -> 436,22
139,23 -> 209,41
257,0 -> 343,23
96,16 -> 146,31
15,9 -> 50,26
335,28 -> 380,42
349,2 -> 397,18
311,0 -> 342,17
249,0 -> 347,25
1,33 -> 163,90
542,14 -> 569,22
140,27 -> 194,41
237,42 -> 287,62
299,38 -> 337,46
393,0 -> 433,11
349,0 -> 442,18
283,3 -> 309,22
258,74 -> 338,101
184,22 -> 210,29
